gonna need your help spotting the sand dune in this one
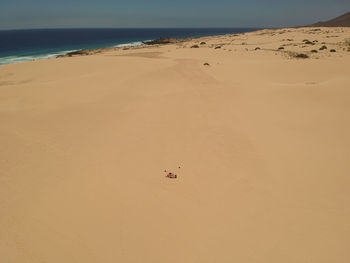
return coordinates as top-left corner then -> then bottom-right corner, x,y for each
1,27 -> 350,263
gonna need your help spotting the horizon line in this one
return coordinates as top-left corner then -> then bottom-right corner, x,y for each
0,26 -> 275,32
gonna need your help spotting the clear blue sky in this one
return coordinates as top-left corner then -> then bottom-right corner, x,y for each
0,0 -> 349,29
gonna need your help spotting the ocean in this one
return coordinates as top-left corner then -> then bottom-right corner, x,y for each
0,28 -> 259,66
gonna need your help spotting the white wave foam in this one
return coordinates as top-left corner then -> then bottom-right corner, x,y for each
114,41 -> 146,48
0,56 -> 34,65
0,40 -> 147,66
0,50 -> 78,66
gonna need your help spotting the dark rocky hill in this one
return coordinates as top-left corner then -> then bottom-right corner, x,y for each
309,12 -> 350,27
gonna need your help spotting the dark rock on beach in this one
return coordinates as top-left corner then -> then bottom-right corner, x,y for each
295,53 -> 309,59
56,49 -> 91,58
143,37 -> 193,45
303,40 -> 315,45
143,38 -> 174,45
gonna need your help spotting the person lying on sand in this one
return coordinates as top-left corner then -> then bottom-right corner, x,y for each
166,172 -> 177,179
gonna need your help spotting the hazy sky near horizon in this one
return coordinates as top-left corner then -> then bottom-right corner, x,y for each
0,0 -> 349,30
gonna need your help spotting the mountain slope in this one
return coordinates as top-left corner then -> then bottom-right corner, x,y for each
310,11 -> 350,27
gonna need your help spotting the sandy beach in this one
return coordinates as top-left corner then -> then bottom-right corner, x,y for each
1,27 -> 350,263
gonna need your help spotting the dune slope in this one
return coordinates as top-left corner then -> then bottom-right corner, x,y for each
1,27 -> 350,263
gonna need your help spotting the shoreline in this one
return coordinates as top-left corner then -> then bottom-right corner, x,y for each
0,36 -> 218,65
55,36 -> 199,58
1,26 -> 349,66
0,28 -> 260,66
50,26 -> 350,60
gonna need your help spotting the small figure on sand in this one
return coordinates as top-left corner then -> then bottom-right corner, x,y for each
166,172 -> 177,179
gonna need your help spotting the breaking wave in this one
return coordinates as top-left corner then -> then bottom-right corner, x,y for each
0,39 -> 146,66
114,41 -> 146,47
0,50 -> 77,66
